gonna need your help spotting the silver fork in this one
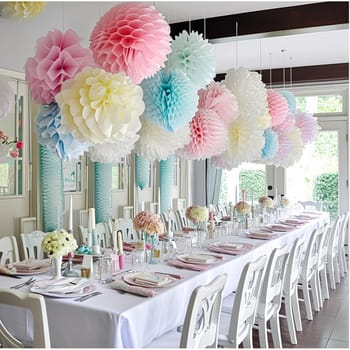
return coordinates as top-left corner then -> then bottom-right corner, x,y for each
75,291 -> 102,302
11,277 -> 35,289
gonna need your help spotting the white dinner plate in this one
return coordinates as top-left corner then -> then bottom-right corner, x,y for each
122,272 -> 176,288
177,254 -> 220,265
13,266 -> 51,276
30,279 -> 97,298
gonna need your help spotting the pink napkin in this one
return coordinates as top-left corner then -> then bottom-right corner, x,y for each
284,219 -> 308,225
0,265 -> 16,276
167,259 -> 209,271
246,232 -> 278,240
207,243 -> 253,256
110,279 -> 156,297
123,242 -> 135,252
270,224 -> 295,232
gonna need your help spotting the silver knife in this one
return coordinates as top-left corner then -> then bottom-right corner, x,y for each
75,291 -> 102,302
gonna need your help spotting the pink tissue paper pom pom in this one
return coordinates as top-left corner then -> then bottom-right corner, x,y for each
267,89 -> 289,127
25,29 -> 95,104
90,2 -> 171,84
198,82 -> 238,125
177,108 -> 228,160
294,111 -> 320,144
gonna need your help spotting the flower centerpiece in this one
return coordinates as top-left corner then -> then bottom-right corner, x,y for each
280,197 -> 290,207
185,205 -> 209,225
258,196 -> 274,209
235,201 -> 251,215
0,130 -> 23,160
42,229 -> 78,279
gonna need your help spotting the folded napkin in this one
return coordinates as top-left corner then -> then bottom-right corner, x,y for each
180,254 -> 214,264
246,231 -> 278,240
167,259 -> 208,271
284,219 -> 307,225
0,265 -> 17,276
132,272 -> 170,287
270,224 -> 295,232
182,227 -> 196,233
111,279 -> 156,297
34,277 -> 90,294
12,259 -> 50,272
207,243 -> 253,256
123,242 -> 135,251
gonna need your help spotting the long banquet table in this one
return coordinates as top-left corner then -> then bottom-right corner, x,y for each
0,212 -> 329,348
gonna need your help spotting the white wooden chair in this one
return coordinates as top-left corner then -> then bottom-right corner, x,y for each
79,223 -> 110,247
20,231 -> 48,260
299,201 -> 322,211
255,244 -> 290,348
175,209 -> 188,231
0,236 -> 20,265
146,274 -> 227,348
298,227 -> 324,320
337,211 -> 349,278
218,255 -> 267,348
280,237 -> 304,345
0,288 -> 51,348
115,218 -> 135,242
327,215 -> 343,289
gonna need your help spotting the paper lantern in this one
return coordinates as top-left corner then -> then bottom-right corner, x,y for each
223,67 -> 268,120
177,108 -> 227,160
197,82 -> 238,125
55,67 -> 144,144
0,75 -> 14,119
167,30 -> 215,89
25,29 -> 95,105
261,128 -> 279,160
94,162 -> 112,223
88,140 -> 137,163
141,68 -> 198,132
280,90 -> 297,112
135,154 -> 151,190
0,2 -> 46,19
294,111 -> 320,144
90,2 -> 171,84
267,89 -> 289,127
160,156 -> 175,212
135,117 -> 191,161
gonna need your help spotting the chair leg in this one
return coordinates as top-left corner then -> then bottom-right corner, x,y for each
334,258 -> 341,284
270,313 -> 282,348
310,276 -> 320,312
242,331 -> 253,348
292,292 -> 302,331
257,318 -> 269,348
316,271 -> 323,309
302,282 -> 313,320
320,268 -> 329,300
284,296 -> 297,345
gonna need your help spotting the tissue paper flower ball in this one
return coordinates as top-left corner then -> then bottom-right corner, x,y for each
55,67 -> 144,144
88,139 -> 138,164
280,90 -> 297,112
167,30 -> 215,89
267,89 -> 289,127
0,2 -> 46,19
235,201 -> 251,215
141,68 -> 198,131
198,82 -> 238,125
261,128 -> 279,160
213,116 -> 265,169
35,103 -> 89,160
224,67 -> 267,120
0,76 -> 14,119
90,2 -> 171,84
294,111 -> 320,144
25,29 -> 95,105
177,109 -> 227,160
135,117 -> 191,161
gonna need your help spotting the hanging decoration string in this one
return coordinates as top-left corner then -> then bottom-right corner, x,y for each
269,52 -> 272,88
235,21 -> 239,68
259,39 -> 262,75
281,49 -> 287,89
62,2 -> 65,32
289,55 -> 293,88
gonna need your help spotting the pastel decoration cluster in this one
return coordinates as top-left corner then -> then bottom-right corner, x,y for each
88,140 -> 137,163
35,103 -> 89,161
55,67 -> 144,144
0,2 -> 46,19
135,117 -> 190,161
25,29 -> 95,104
261,128 -> 279,160
41,229 -> 78,258
294,111 -> 320,144
141,68 -> 198,132
177,109 -> 228,160
197,82 -> 238,125
0,76 -> 14,119
258,196 -> 274,208
280,90 -> 297,112
133,211 -> 164,235
90,2 -> 171,84
235,201 -> 251,215
267,89 -> 289,127
185,205 -> 209,223
167,30 -> 215,89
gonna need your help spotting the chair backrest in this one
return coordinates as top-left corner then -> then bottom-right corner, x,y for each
78,225 -> 88,245
115,218 -> 135,242
95,222 -> 110,248
328,215 -> 343,258
0,288 -> 50,348
175,209 -> 188,231
79,209 -> 89,227
284,237 -> 304,296
338,212 -> 349,252
227,255 -> 267,345
20,231 -> 48,260
0,236 -> 20,265
257,244 -> 290,319
180,274 -> 227,348
123,206 -> 134,219
318,223 -> 331,268
301,227 -> 324,282
299,201 -> 322,211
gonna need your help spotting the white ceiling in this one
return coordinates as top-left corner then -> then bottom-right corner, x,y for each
0,1 -> 348,74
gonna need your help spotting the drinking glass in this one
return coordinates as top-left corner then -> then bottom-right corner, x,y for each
99,256 -> 113,284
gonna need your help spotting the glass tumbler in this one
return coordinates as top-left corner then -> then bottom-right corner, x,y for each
99,256 -> 113,284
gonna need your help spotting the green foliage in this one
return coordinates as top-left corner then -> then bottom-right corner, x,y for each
314,132 -> 338,158
313,172 -> 338,220
239,170 -> 266,201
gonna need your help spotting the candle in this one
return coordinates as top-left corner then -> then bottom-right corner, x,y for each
88,208 -> 95,232
235,186 -> 238,204
68,195 -> 73,232
241,189 -> 246,202
117,230 -> 123,255
112,229 -> 118,254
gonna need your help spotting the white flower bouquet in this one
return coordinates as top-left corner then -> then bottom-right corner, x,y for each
258,196 -> 274,209
235,201 -> 251,215
185,205 -> 209,223
42,229 -> 78,258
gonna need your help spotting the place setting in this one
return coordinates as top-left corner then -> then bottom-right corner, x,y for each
0,259 -> 51,278
207,242 -> 254,255
167,252 -> 224,271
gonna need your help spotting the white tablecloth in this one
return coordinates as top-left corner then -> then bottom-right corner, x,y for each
0,213 -> 328,348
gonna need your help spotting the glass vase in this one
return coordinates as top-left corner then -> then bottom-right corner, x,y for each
51,256 -> 63,280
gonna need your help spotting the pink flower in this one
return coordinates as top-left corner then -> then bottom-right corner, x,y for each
133,211 -> 164,235
16,141 -> 23,149
9,150 -> 19,158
